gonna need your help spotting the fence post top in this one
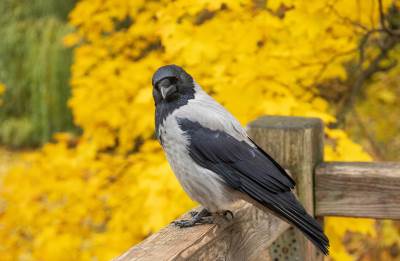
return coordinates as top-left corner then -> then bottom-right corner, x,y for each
248,116 -> 323,130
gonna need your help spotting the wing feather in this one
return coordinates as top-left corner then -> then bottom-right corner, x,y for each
178,118 -> 294,193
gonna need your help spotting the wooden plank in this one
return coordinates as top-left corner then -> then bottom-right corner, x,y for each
315,162 -> 400,219
114,203 -> 290,261
247,116 -> 325,261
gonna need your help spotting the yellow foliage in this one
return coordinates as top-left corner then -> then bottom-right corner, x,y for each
0,140 -> 194,261
0,0 -> 394,260
325,217 -> 376,261
0,82 -> 5,106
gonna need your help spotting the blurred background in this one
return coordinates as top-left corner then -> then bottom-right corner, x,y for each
0,0 -> 399,260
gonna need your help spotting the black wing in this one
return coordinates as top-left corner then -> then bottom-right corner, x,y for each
178,118 -> 329,255
178,118 -> 295,192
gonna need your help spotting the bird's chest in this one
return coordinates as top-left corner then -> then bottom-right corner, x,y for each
159,117 -> 193,181
158,116 -> 235,211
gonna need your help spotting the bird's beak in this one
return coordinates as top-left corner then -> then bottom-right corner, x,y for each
160,85 -> 177,99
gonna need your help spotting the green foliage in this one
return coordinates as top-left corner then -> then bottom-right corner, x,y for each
1,0 -> 75,20
0,118 -> 34,148
0,0 -> 76,148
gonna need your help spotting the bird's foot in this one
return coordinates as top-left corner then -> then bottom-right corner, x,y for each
189,211 -> 197,217
173,216 -> 214,228
173,208 -> 214,228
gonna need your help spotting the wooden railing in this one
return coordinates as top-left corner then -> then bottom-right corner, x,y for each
114,116 -> 400,261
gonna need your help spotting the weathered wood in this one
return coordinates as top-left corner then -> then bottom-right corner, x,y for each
315,162 -> 400,219
114,203 -> 290,261
247,116 -> 324,261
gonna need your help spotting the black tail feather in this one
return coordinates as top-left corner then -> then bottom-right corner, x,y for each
268,192 -> 330,255
241,177 -> 329,254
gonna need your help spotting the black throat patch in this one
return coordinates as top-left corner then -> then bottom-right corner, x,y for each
155,88 -> 195,140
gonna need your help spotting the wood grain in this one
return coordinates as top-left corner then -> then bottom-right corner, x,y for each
316,162 -> 400,219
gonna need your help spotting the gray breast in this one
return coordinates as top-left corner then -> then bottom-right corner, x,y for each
159,113 -> 239,212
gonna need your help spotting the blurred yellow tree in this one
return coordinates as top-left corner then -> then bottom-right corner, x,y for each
0,83 -> 5,106
0,0 -> 398,260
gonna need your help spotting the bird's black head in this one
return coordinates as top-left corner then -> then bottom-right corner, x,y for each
152,64 -> 195,105
152,65 -> 196,140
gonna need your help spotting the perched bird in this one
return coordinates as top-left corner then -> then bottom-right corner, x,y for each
152,64 -> 329,255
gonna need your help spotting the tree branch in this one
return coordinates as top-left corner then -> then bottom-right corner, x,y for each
332,35 -> 398,128
352,109 -> 384,160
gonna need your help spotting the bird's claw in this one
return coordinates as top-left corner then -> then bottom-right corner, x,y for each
197,216 -> 214,224
172,216 -> 214,228
172,220 -> 196,228
223,210 -> 234,221
189,211 -> 198,217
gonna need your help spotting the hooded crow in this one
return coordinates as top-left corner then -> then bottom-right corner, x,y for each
152,64 -> 329,255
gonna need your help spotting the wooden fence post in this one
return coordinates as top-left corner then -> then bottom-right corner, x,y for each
247,116 -> 324,261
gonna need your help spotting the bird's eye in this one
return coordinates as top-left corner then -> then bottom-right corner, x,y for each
156,77 -> 178,91
165,76 -> 178,85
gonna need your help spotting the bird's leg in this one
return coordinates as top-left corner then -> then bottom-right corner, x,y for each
173,208 -> 214,228
189,208 -> 212,218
